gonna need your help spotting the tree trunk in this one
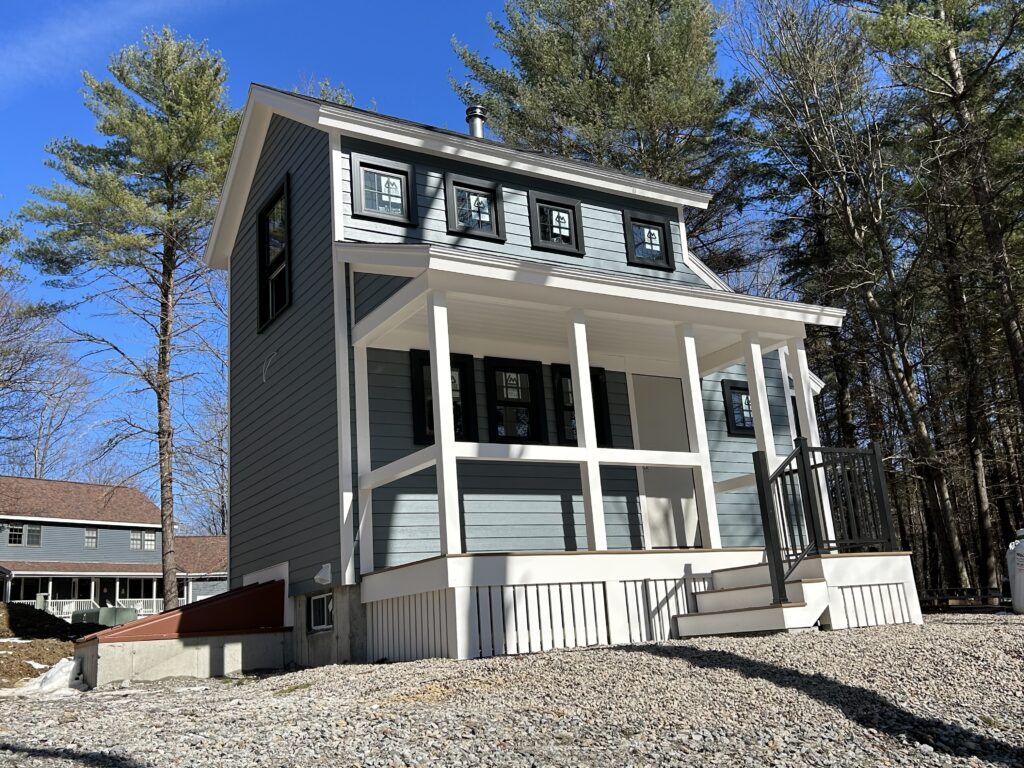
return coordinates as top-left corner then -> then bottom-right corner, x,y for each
158,237 -> 178,611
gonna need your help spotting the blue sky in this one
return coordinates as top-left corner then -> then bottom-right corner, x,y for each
1,0 -> 507,223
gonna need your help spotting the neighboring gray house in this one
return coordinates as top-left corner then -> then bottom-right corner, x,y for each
0,476 -> 226,620
206,85 -> 921,665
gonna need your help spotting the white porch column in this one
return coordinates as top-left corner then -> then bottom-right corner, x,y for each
787,336 -> 837,542
354,345 -> 375,574
47,576 -> 52,601
567,309 -> 607,551
786,337 -> 822,446
676,323 -> 722,549
428,291 -> 463,555
743,332 -> 778,467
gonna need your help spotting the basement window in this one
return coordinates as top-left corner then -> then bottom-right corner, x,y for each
623,210 -> 675,271
550,365 -> 613,447
257,177 -> 291,331
409,350 -> 478,445
309,592 -> 334,632
528,191 -> 584,256
445,173 -> 505,242
722,379 -> 756,437
484,358 -> 546,444
351,154 -> 416,225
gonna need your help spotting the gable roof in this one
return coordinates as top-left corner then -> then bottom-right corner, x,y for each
0,476 -> 160,527
205,84 -> 714,270
175,535 -> 228,575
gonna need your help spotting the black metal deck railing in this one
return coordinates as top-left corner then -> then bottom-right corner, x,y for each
753,437 -> 897,605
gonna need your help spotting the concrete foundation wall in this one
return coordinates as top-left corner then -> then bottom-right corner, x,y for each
77,631 -> 293,688
292,585 -> 367,666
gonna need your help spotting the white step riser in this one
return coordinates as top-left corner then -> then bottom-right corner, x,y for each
676,583 -> 830,638
696,582 -> 810,613
710,564 -> 770,590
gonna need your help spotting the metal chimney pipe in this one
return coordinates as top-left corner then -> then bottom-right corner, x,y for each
465,105 -> 486,138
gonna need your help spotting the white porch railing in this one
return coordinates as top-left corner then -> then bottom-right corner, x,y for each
116,598 -> 164,616
13,599 -> 100,621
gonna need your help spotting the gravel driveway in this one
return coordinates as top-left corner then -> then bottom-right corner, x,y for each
1,613 -> 1021,767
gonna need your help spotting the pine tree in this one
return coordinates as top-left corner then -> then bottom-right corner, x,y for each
19,28 -> 239,610
453,0 -> 749,275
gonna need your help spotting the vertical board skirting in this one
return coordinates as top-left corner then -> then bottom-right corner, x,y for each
469,582 -> 609,658
835,582 -> 912,629
367,588 -> 450,662
621,574 -> 713,642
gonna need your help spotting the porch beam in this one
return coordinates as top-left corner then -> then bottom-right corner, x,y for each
714,473 -> 756,494
360,446 -> 438,490
351,273 -> 429,349
453,442 -> 587,463
568,309 -> 607,551
743,332 -> 778,466
354,345 -> 375,575
676,323 -> 722,549
428,291 -> 463,556
595,448 -> 703,468
698,338 -> 786,377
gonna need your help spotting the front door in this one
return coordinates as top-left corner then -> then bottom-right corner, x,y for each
97,578 -> 117,607
632,374 -> 701,548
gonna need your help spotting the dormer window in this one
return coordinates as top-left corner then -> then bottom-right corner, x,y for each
623,210 -> 675,271
528,191 -> 584,256
445,173 -> 505,242
351,154 -> 416,225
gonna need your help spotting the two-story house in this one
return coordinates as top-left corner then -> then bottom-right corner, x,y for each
0,476 -> 227,620
205,85 -> 921,666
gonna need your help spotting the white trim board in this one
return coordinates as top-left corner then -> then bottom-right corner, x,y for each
0,515 -> 162,529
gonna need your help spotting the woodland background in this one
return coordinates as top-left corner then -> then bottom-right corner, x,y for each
1,0 -> 1019,600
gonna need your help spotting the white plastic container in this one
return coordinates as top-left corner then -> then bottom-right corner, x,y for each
1008,529 -> 1024,615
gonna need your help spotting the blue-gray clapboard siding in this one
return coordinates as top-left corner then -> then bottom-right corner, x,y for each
366,348 -> 641,568
353,273 -> 412,324
190,579 -> 227,600
340,137 -> 711,289
702,353 -> 795,548
228,114 -> 341,596
0,520 -> 162,565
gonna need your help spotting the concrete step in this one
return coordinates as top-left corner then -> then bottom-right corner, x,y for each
695,578 -> 826,613
675,580 -> 829,638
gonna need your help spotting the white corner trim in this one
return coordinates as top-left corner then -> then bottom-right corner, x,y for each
676,211 -> 733,293
333,259 -> 356,585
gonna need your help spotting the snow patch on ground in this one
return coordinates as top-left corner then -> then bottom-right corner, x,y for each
0,657 -> 86,699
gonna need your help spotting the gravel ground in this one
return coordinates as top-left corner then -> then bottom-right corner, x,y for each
0,613 -> 1021,767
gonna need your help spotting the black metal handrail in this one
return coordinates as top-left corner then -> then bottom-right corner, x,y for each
753,438 -> 897,604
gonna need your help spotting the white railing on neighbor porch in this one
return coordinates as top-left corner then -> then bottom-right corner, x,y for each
116,598 -> 164,616
10,599 -> 100,622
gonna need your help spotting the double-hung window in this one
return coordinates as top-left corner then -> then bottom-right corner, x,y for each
483,358 -> 546,443
144,531 -> 156,551
550,365 -> 613,447
309,592 -> 333,632
351,154 -> 416,225
722,380 -> 756,437
7,523 -> 40,547
85,528 -> 98,549
528,191 -> 584,256
130,530 -> 143,550
623,210 -> 675,271
445,173 -> 505,242
409,350 -> 478,445
257,177 -> 291,330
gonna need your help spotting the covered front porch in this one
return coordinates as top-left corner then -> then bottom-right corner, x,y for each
7,573 -> 165,621
342,242 -> 843,572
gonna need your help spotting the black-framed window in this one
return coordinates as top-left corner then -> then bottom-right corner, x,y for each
351,153 -> 416,225
550,364 -> 613,447
623,210 -> 675,271
410,350 -> 478,445
722,379 -> 756,437
483,358 -> 546,443
528,191 -> 584,256
445,173 -> 505,241
257,177 -> 291,330
308,592 -> 333,632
